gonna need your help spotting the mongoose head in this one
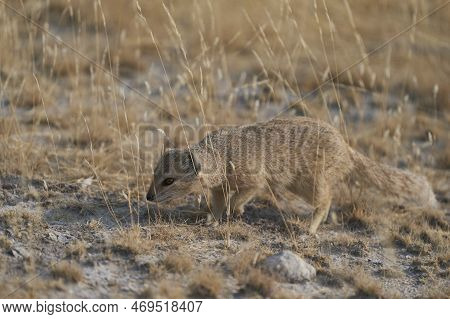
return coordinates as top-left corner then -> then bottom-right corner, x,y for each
146,148 -> 202,202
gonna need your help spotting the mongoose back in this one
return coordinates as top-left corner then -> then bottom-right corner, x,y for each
146,117 -> 438,234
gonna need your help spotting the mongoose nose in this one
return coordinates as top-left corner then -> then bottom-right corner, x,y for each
146,192 -> 155,202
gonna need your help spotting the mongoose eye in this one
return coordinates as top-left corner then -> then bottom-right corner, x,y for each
162,178 -> 175,186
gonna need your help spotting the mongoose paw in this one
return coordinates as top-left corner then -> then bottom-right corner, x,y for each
206,220 -> 219,227
206,214 -> 220,227
324,211 -> 339,225
329,211 -> 339,225
234,205 -> 245,216
308,226 -> 318,235
307,229 -> 320,239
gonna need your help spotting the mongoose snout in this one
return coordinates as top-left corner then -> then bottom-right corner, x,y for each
146,191 -> 155,202
146,177 -> 175,201
147,117 -> 438,234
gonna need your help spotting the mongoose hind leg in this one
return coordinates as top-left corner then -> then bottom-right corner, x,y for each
230,188 -> 257,215
328,211 -> 339,225
288,172 -> 332,234
291,174 -> 332,234
322,206 -> 336,224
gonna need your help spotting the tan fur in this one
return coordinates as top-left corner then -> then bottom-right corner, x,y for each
147,117 -> 438,234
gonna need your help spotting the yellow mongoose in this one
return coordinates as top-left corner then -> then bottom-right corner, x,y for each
146,117 -> 438,234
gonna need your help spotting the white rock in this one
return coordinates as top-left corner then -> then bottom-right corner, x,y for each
263,250 -> 316,282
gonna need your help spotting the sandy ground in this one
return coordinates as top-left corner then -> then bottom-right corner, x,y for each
0,170 -> 448,298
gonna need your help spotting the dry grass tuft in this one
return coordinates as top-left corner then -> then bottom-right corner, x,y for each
316,269 -> 345,289
424,284 -> 450,299
51,261 -> 84,283
0,208 -> 43,240
421,210 -> 449,232
163,252 -> 194,274
352,273 -> 388,299
85,219 -> 104,231
390,208 -> 449,256
332,266 -> 393,299
137,286 -> 155,299
227,246 -> 275,297
213,222 -> 255,241
157,280 -> 187,299
228,246 -> 263,279
146,263 -> 166,281
238,268 -> 275,298
0,278 -> 66,298
342,206 -> 376,234
374,267 -> 404,279
188,266 -> 224,299
24,186 -> 41,201
324,233 -> 368,257
111,225 -> 152,255
65,240 -> 87,260
0,235 -> 12,251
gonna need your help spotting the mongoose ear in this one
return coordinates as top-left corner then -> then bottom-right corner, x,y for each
163,136 -> 175,151
151,127 -> 174,152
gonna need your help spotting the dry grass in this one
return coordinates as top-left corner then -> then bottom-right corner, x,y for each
163,252 -> 194,274
227,246 -> 277,297
391,208 -> 448,256
228,246 -> 263,278
0,207 -> 43,240
85,219 -> 104,231
424,284 -> 450,299
324,232 -> 369,257
137,286 -> 155,299
188,266 -> 225,298
150,225 -> 197,245
65,240 -> 87,260
352,271 -> 390,299
238,268 -> 275,298
213,222 -> 256,241
332,266 -> 392,299
157,280 -> 187,299
375,267 -> 404,279
342,206 -> 377,234
111,225 -> 152,255
138,280 -> 188,299
51,261 -> 84,283
0,235 -> 12,251
0,278 -> 65,299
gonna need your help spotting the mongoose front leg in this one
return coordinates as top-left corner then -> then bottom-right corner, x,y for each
206,188 -> 226,225
306,177 -> 332,234
230,188 -> 256,215
309,194 -> 332,234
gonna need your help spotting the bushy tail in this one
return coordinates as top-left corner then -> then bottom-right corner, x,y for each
348,147 -> 438,208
